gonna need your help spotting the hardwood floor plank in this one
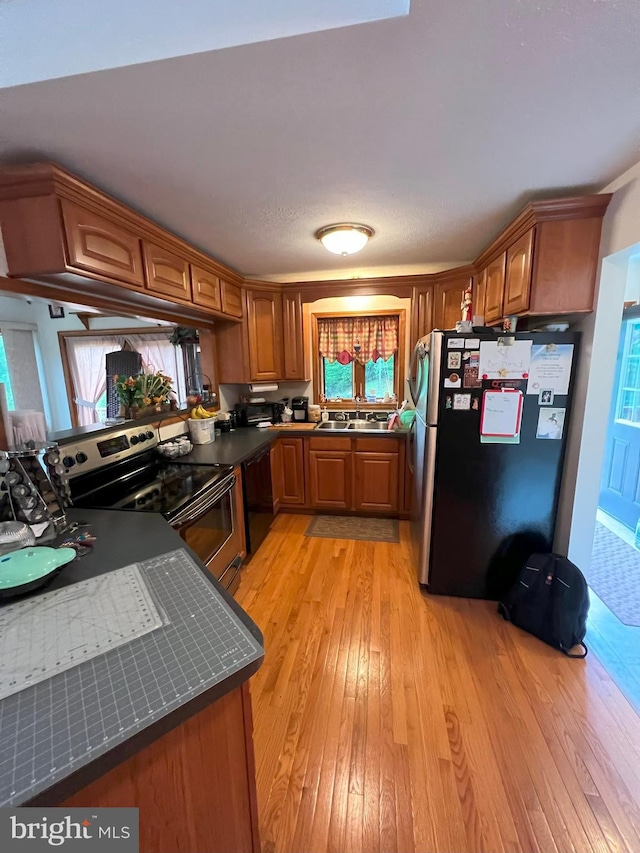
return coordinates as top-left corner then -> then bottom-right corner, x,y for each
237,514 -> 640,853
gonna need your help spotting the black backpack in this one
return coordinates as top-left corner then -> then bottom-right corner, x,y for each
498,552 -> 589,658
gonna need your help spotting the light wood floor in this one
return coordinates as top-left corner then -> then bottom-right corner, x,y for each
236,514 -> 640,853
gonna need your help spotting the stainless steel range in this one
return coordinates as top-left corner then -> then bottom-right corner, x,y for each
61,426 -> 243,593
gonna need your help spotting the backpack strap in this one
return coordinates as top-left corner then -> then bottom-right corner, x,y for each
560,641 -> 588,659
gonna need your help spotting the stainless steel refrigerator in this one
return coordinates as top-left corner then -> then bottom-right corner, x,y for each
408,330 -> 579,599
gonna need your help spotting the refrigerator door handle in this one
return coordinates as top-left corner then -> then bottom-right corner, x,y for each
408,344 -> 419,404
418,425 -> 439,585
426,332 -> 443,425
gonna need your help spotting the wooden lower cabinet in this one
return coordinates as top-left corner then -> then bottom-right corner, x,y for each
62,683 -> 260,853
353,451 -> 399,512
279,438 -> 306,505
309,450 -> 352,510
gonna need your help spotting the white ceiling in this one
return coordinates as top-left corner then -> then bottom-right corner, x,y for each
0,0 -> 638,282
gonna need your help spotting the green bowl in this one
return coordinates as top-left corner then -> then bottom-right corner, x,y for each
0,546 -> 76,592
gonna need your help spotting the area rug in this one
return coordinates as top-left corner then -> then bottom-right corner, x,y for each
587,522 -> 640,627
305,515 -> 400,543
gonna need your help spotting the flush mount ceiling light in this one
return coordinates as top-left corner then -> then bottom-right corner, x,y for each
315,223 -> 374,256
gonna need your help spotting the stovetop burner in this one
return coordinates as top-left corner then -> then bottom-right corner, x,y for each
71,455 -> 233,521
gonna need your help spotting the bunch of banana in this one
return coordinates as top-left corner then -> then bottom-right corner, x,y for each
190,405 -> 216,419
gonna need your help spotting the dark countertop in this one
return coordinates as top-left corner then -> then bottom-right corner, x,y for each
1,507 -> 264,807
180,425 -> 408,468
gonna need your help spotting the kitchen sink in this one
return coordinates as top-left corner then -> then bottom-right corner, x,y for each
316,420 -> 394,433
348,421 -> 390,431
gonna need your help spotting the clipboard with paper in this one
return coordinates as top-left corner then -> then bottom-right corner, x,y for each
480,389 -> 523,437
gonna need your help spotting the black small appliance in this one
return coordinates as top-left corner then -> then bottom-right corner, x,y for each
235,401 -> 284,427
291,396 -> 309,422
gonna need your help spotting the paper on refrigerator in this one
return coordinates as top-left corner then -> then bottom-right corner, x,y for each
526,344 -> 574,395
478,340 -> 531,380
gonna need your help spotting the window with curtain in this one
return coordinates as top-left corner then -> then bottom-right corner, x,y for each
62,329 -> 196,426
316,313 -> 401,404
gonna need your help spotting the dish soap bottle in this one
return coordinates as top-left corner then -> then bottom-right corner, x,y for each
321,406 -> 329,422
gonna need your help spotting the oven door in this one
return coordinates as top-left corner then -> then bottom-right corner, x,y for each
171,473 -> 242,585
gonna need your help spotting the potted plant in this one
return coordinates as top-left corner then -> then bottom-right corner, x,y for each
114,371 -> 174,419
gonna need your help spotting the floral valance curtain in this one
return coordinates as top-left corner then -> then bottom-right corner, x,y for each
318,315 -> 399,364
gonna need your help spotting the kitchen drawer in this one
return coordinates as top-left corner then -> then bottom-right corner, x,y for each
309,436 -> 351,451
354,437 -> 400,453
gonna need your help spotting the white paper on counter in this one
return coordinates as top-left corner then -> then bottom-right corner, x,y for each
526,344 -> 574,395
480,389 -> 523,436
478,339 -> 531,379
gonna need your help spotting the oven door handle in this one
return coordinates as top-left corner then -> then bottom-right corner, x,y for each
171,472 -> 236,528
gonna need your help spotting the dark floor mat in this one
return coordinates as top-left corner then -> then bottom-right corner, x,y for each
305,515 -> 400,543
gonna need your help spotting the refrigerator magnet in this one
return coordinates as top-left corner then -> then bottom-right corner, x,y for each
445,395 -> 452,409
538,389 -> 554,405
471,397 -> 479,410
444,373 -> 461,388
448,339 -> 464,349
453,393 -> 471,411
447,352 -> 461,369
480,389 -> 524,437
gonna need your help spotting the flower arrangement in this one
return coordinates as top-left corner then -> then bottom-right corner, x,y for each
114,371 -> 173,412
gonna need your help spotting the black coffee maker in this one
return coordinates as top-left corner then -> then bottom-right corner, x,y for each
291,396 -> 309,422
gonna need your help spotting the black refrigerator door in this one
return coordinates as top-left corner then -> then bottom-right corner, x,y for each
427,331 -> 579,599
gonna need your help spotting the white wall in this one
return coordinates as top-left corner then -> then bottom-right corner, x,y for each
555,160 -> 640,570
0,293 -> 160,431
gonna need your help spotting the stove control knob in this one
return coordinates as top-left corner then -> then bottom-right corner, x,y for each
138,433 -> 147,442
62,455 -> 75,468
146,431 -> 154,440
75,452 -> 88,464
130,435 -> 139,445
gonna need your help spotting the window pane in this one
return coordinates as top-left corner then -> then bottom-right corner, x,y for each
0,335 -> 15,409
323,358 -> 353,399
630,323 -> 640,356
624,356 -> 640,389
364,354 -> 395,401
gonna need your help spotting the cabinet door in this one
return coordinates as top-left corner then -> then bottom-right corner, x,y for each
282,291 -> 308,380
309,450 -> 351,510
221,279 -> 243,318
61,200 -> 144,287
191,264 -> 222,311
473,269 -> 486,324
279,438 -> 306,505
142,242 -> 191,302
503,229 -> 534,316
484,253 -> 507,325
246,290 -> 284,381
411,284 -> 434,343
434,278 -> 470,331
353,452 -> 399,513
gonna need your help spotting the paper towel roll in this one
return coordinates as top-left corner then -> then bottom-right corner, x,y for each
249,383 -> 279,393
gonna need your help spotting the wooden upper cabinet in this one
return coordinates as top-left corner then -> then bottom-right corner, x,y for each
61,200 -> 145,287
308,450 -> 351,510
503,229 -> 534,316
473,269 -> 486,323
353,451 -> 399,513
142,242 -> 191,302
282,291 -> 308,381
484,253 -> 507,326
246,290 -> 284,381
434,277 -> 471,331
411,284 -> 434,343
191,264 -> 222,312
221,279 -> 244,318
